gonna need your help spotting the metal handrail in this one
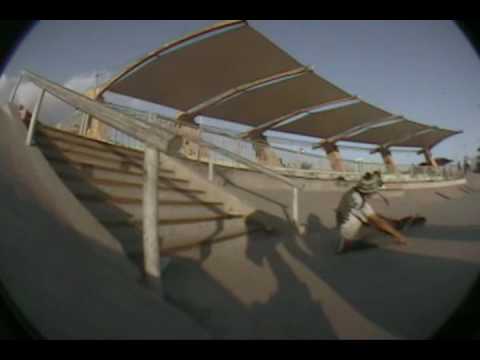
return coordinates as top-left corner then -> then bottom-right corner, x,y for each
135,115 -> 304,190
15,70 -> 305,227
20,71 -> 303,188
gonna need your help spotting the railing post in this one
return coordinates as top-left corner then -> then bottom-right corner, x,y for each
79,113 -> 89,136
9,74 -> 23,104
78,114 -> 84,135
292,187 -> 299,225
83,115 -> 90,137
143,145 -> 161,292
147,112 -> 153,124
25,89 -> 45,146
208,149 -> 214,182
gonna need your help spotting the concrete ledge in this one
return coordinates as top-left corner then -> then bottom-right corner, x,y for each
396,178 -> 467,190
173,156 -> 466,192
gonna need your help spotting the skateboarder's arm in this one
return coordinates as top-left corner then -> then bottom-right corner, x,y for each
367,214 -> 408,245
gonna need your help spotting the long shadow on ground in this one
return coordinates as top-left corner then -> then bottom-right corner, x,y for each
164,209 -> 480,339
163,211 -> 337,339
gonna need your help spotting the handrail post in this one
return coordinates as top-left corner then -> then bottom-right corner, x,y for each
79,113 -> 89,136
292,187 -> 299,225
9,74 -> 23,104
143,145 -> 162,292
79,113 -> 85,135
147,112 -> 155,124
25,89 -> 45,146
208,149 -> 214,182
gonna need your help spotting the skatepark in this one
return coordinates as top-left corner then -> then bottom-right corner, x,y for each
1,20 -> 479,339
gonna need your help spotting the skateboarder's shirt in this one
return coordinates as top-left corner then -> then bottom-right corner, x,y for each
336,189 -> 375,241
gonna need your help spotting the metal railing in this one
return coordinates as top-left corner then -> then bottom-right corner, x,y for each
103,103 -> 376,171
95,102 -> 306,223
100,103 -> 465,184
7,70 -> 310,288
10,70 -> 305,223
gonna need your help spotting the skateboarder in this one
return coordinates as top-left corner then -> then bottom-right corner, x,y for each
335,171 -> 424,254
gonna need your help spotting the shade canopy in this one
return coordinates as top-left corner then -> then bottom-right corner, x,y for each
108,24 -> 305,111
347,119 -> 460,149
277,101 -> 392,140
202,72 -> 351,126
103,20 -> 461,150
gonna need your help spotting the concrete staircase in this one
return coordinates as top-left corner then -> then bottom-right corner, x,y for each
35,125 -> 265,266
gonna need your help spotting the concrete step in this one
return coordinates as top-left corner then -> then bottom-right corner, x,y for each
36,136 -> 173,174
100,215 -> 261,251
40,148 -> 174,176
55,170 -> 200,193
37,125 -> 144,159
47,157 -> 191,187
62,176 -> 209,202
162,227 -> 265,256
80,195 -> 229,221
36,126 -> 262,258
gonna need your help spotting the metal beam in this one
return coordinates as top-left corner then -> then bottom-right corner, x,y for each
383,127 -> 438,148
240,96 -> 358,140
95,20 -> 247,99
338,116 -> 403,141
312,115 -> 403,149
306,97 -> 360,115
370,128 -> 438,154
184,66 -> 312,117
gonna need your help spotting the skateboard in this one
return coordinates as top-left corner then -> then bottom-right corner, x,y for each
396,215 -> 427,231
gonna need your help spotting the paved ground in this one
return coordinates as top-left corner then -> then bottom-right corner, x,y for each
163,163 -> 480,339
161,177 -> 480,339
1,102 -> 480,339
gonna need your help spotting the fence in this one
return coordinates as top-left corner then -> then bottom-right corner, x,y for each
94,102 -> 464,182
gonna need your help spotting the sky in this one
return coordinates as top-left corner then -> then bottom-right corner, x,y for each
1,20 -> 479,164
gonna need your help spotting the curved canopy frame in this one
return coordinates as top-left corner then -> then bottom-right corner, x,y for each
99,20 -> 462,151
96,20 -> 248,100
